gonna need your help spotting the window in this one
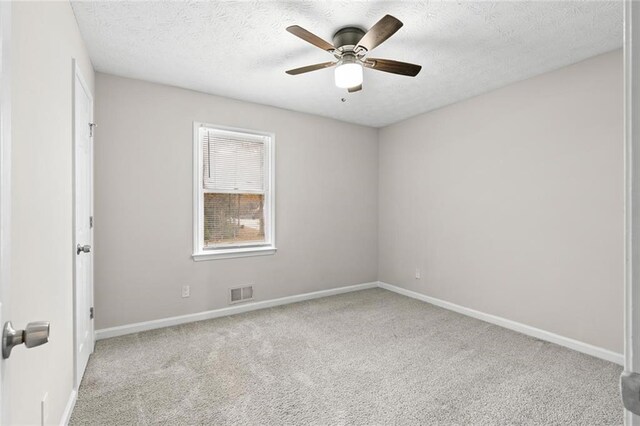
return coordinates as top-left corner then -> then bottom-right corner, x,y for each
193,123 -> 275,260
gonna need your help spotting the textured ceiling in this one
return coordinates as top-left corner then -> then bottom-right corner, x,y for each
71,1 -> 623,128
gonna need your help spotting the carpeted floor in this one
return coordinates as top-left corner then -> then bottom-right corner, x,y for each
70,288 -> 623,425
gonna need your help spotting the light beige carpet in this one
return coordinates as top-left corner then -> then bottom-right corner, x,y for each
70,288 -> 623,425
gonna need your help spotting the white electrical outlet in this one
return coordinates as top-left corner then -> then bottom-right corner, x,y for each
181,285 -> 190,298
41,392 -> 48,426
415,268 -> 421,279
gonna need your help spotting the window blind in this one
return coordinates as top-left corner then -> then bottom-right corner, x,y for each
202,129 -> 266,193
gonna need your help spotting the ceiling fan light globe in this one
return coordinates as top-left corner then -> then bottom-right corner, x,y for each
334,63 -> 363,89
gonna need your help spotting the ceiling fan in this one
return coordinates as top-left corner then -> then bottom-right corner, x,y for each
285,15 -> 422,93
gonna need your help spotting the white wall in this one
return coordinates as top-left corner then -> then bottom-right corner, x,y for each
94,73 -> 379,329
378,50 -> 624,353
10,1 -> 94,424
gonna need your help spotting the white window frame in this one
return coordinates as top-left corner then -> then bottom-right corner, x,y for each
192,122 -> 276,261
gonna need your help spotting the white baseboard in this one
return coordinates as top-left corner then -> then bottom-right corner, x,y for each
95,280 -> 623,366
96,281 -> 378,340
379,281 -> 624,365
59,389 -> 77,426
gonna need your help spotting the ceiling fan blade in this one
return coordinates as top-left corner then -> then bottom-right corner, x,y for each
348,84 -> 362,93
355,15 -> 403,53
286,25 -> 335,52
364,58 -> 422,77
285,61 -> 336,75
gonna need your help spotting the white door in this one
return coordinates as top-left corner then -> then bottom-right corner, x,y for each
74,62 -> 94,388
623,1 -> 640,425
0,2 -> 9,423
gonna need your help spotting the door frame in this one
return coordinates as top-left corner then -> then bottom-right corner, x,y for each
72,59 -> 95,391
0,1 -> 10,424
625,0 -> 640,425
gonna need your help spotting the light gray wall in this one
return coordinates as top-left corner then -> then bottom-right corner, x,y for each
10,1 -> 95,424
96,50 -> 624,354
94,73 -> 379,329
378,50 -> 624,353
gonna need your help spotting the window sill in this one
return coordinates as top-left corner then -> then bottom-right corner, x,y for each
192,246 -> 277,261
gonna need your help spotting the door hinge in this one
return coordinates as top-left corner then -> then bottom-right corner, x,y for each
90,216 -> 93,228
89,307 -> 94,320
89,122 -> 97,138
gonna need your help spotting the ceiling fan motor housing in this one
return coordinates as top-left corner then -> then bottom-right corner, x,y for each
332,27 -> 366,52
